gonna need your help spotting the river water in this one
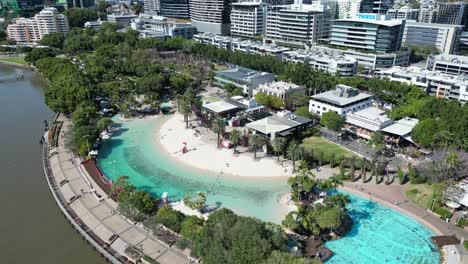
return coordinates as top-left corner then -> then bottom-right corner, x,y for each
0,63 -> 105,264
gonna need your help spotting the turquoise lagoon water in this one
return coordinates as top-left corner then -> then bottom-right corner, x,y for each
99,115 -> 440,263
325,192 -> 440,264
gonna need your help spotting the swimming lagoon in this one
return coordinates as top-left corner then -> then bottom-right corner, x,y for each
98,115 -> 440,263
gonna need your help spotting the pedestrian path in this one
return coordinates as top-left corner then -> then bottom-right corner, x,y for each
48,114 -> 191,264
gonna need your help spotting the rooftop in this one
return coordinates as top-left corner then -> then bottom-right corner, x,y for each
334,13 -> 403,27
405,20 -> 465,29
346,107 -> 392,131
246,114 -> 311,135
215,67 -> 274,82
258,81 -> 303,93
381,117 -> 419,137
312,85 -> 372,106
202,101 -> 239,114
431,54 -> 468,65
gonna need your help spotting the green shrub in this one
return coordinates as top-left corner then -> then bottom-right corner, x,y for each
409,176 -> 427,184
408,189 -> 418,195
143,255 -> 159,264
457,218 -> 468,228
464,241 -> 468,250
152,207 -> 186,232
434,207 -> 452,219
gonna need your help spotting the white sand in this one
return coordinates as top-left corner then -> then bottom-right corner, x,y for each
156,113 -> 294,177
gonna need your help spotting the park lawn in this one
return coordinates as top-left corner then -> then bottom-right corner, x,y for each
405,183 -> 433,210
202,96 -> 221,102
301,136 -> 356,159
0,56 -> 27,65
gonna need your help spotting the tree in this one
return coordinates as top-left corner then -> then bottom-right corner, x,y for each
180,98 -> 192,128
411,118 -> 442,148
229,130 -> 242,154
110,176 -> 136,202
288,161 -> 315,201
294,106 -> 315,120
368,132 -> 385,151
25,48 -> 55,63
397,166 -> 404,184
170,74 -> 192,95
284,92 -> 309,111
282,211 -> 300,231
180,216 -> 204,242
193,209 -> 283,264
39,32 -> 65,49
320,111 -> 345,131
96,0 -> 108,12
249,134 -> 265,159
127,190 -> 158,215
287,141 -> 304,172
271,137 -> 287,162
183,192 -> 207,211
131,3 -> 143,14
0,30 -> 6,42
212,116 -> 225,148
325,193 -> 350,209
64,8 -> 98,28
147,207 -> 185,233
97,117 -> 112,132
118,199 -> 147,222
315,207 -> 344,230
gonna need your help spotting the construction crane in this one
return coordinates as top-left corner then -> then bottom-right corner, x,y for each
0,0 -> 20,15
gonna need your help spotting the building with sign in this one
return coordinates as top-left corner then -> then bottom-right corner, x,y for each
330,13 -> 405,53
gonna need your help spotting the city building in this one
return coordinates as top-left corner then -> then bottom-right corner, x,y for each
330,13 -> 405,53
189,0 -> 232,35
402,21 -> 464,54
265,2 -> 327,47
84,20 -> 105,30
336,0 -> 363,19
381,117 -> 419,147
282,50 -> 358,76
160,0 -> 190,19
426,54 -> 468,76
194,33 -> 410,70
418,7 -> 436,23
7,7 -> 68,43
434,2 -> 468,27
130,13 -> 196,40
230,1 -> 267,38
379,66 -> 468,103
246,112 -> 313,140
309,84 -> 373,117
387,6 -> 419,20
345,107 -> 393,139
214,66 -> 276,96
253,81 -> 305,102
144,0 -> 160,13
359,0 -> 393,14
107,13 -> 138,27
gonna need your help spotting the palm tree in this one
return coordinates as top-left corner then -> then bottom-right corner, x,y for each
248,134 -> 265,159
282,211 -> 299,231
287,141 -> 304,172
288,161 -> 316,201
212,116 -> 225,148
229,130 -> 242,154
180,99 -> 192,128
175,94 -> 184,112
328,173 -> 344,190
271,137 -> 286,162
350,156 -> 356,180
318,151 -> 324,167
326,193 -> 350,209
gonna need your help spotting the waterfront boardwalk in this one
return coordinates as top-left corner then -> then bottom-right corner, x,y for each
47,114 -> 191,264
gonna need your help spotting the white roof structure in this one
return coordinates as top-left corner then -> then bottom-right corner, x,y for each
202,101 -> 239,114
246,114 -> 311,136
381,117 -> 419,141
346,107 -> 393,132
312,84 -> 373,107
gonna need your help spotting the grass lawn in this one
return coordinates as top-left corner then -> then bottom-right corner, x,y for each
0,56 -> 27,65
405,183 -> 434,210
202,96 -> 221,102
214,64 -> 229,71
301,136 -> 356,159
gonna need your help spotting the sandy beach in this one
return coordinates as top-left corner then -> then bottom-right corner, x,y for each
156,113 -> 294,177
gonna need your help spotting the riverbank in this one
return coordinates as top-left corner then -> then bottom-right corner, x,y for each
156,113 -> 294,177
0,55 -> 29,67
45,114 -> 192,264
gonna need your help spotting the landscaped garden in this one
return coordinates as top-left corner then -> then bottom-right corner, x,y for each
301,136 -> 356,161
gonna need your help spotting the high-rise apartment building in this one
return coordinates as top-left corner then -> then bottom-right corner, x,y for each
330,13 -> 404,53
7,7 -> 68,43
230,1 -> 267,38
144,0 -> 160,13
189,0 -> 232,35
418,7 -> 436,23
160,0 -> 190,18
359,0 -> 393,14
337,0 -> 363,19
434,2 -> 468,27
387,6 -> 419,20
266,2 -> 327,47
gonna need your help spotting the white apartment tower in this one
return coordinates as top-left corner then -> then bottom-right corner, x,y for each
337,0 -> 362,19
189,0 -> 232,35
7,7 -> 68,43
230,1 -> 267,38
144,0 -> 160,13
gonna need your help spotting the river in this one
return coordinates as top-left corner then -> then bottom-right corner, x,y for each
0,63 -> 105,264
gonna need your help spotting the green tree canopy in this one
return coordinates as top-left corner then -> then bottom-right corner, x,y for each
39,32 -> 65,49
64,8 -> 98,28
320,111 -> 345,131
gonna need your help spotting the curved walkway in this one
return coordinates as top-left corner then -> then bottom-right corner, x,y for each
46,114 -> 191,264
341,182 -> 468,239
